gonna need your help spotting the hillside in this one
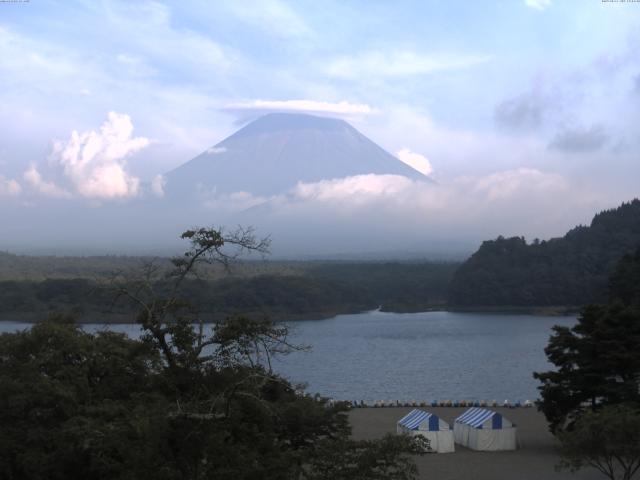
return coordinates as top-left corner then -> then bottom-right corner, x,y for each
164,112 -> 430,199
448,199 -> 640,307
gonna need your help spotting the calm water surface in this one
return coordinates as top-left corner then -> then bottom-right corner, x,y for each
1,310 -> 575,403
277,310 -> 575,403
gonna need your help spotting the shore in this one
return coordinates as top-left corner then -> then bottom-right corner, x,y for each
349,407 -> 601,480
0,304 -> 580,324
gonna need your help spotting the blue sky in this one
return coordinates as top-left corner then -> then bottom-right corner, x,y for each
1,0 -> 639,253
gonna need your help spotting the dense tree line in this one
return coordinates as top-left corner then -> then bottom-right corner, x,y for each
0,276 -> 372,322
307,262 -> 456,312
535,248 -> 640,479
0,262 -> 457,322
0,251 -> 305,282
449,199 -> 640,307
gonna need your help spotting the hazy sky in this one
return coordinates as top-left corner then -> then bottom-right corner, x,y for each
1,0 -> 639,255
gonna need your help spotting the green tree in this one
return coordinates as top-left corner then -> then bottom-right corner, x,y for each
0,315 -> 165,480
534,303 -> 640,432
301,435 -> 427,480
449,199 -> 640,307
557,404 -> 640,480
534,247 -> 640,433
610,248 -> 640,307
0,227 -> 423,480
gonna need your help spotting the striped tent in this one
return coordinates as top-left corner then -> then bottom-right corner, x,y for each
454,407 -> 517,451
396,409 -> 455,453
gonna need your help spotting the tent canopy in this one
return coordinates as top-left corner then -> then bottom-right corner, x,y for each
454,408 -> 517,451
455,407 -> 512,429
398,409 -> 450,431
397,409 -> 455,453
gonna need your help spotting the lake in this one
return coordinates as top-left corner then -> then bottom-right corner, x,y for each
0,310 -> 574,403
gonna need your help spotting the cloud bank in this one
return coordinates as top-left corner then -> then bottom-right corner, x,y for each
0,176 -> 21,196
548,125 -> 608,153
24,112 -> 152,200
207,166 -> 598,256
168,167 -> 598,256
396,148 -> 433,176
151,174 -> 166,197
224,99 -> 378,118
23,166 -> 71,198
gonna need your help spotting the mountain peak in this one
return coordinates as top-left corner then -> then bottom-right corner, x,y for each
165,112 -> 432,198
238,112 -> 350,133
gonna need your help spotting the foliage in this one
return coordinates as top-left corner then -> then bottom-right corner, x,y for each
610,248 -> 640,307
0,316 -> 165,480
0,251 -> 164,281
449,199 -> 640,307
308,261 -> 457,312
0,227 -> 423,479
534,303 -> 640,432
301,435 -> 426,480
557,405 -> 640,480
0,262 -> 458,322
534,247 -> 640,433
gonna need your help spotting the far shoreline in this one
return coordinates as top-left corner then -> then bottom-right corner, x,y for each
0,305 -> 580,324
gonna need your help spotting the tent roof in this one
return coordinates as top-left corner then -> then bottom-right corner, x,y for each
455,408 -> 503,428
398,409 -> 441,430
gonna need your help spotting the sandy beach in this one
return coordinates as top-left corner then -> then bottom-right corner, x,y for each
349,407 -> 603,480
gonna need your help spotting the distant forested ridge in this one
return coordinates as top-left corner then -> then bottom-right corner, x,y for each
0,261 -> 457,322
449,199 -> 640,307
6,200 -> 638,319
307,262 -> 455,312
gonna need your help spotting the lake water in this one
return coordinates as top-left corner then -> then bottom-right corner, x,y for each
0,310 -> 575,403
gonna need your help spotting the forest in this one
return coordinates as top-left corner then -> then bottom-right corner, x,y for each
449,199 -> 640,307
1,199 -> 639,321
0,258 -> 457,322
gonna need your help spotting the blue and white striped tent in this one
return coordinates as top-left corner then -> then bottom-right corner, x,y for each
454,408 -> 517,451
396,409 -> 454,453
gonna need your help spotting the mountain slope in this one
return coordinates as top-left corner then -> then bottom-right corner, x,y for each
448,199 -> 640,307
164,113 -> 430,198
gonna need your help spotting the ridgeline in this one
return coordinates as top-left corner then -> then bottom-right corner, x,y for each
449,199 -> 640,308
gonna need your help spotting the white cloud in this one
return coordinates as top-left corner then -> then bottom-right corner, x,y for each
287,169 -> 566,208
325,51 -> 491,79
151,174 -> 166,197
458,168 -> 566,201
23,166 -> 71,198
525,0 -> 552,10
0,176 -> 21,196
26,112 -> 150,199
396,148 -> 433,176
227,168 -> 594,255
226,0 -> 312,38
360,105 -> 544,182
293,174 -> 414,203
207,146 -> 227,154
493,36 -> 640,159
225,99 -> 377,116
104,2 -> 239,75
51,112 -> 148,198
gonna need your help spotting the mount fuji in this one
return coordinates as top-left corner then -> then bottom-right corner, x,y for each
163,112 -> 431,200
